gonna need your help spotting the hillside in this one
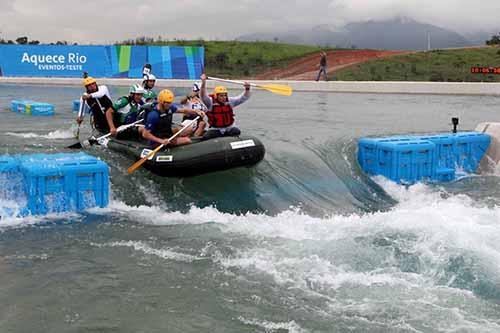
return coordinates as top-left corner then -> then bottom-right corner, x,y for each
150,40 -> 327,78
331,47 -> 500,82
254,49 -> 408,80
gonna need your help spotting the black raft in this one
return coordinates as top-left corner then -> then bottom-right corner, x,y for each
104,135 -> 265,177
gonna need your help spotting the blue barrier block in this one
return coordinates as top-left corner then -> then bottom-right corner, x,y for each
357,131 -> 491,184
73,99 -> 80,112
10,100 -> 55,116
10,152 -> 109,216
0,152 -> 109,219
454,132 -> 490,172
10,99 -> 31,113
10,100 -> 21,112
358,138 -> 378,175
0,156 -> 23,200
435,168 -> 455,182
416,134 -> 456,170
377,140 -> 435,184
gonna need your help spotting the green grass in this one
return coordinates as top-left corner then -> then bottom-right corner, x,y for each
331,47 -> 500,82
121,40 -> 327,78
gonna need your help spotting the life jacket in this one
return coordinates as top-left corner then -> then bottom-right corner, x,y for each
151,110 -> 173,139
207,95 -> 234,128
86,94 -> 113,131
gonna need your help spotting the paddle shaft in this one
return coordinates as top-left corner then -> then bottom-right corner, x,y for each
77,96 -> 85,119
127,116 -> 200,174
94,119 -> 143,142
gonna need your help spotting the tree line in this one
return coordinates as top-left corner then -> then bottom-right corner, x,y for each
0,36 -> 76,45
486,33 -> 500,46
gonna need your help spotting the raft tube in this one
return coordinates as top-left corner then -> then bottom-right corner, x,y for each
105,135 -> 265,177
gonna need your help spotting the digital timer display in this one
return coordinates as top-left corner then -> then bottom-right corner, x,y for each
471,66 -> 500,74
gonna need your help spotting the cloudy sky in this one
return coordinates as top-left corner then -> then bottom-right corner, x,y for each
1,0 -> 499,43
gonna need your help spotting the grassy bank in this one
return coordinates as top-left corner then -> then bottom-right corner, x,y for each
125,40 -> 327,78
331,47 -> 500,82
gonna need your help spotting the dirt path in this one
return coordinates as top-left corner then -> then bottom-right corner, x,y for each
253,49 -> 409,80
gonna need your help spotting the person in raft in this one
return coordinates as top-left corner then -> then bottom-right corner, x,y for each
105,83 -> 145,140
199,73 -> 251,140
142,89 -> 205,148
76,74 -> 113,132
142,73 -> 157,103
178,82 -> 208,137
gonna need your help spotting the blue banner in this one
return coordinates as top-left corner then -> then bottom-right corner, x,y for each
0,45 -> 204,79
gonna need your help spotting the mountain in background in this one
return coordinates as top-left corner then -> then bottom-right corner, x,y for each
238,17 -> 487,50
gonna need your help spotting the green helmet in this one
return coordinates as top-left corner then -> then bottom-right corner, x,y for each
129,83 -> 145,94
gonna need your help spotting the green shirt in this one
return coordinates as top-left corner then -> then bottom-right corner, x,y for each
112,96 -> 141,125
143,89 -> 157,103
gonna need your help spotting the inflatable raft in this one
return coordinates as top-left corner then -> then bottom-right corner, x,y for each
102,135 -> 265,177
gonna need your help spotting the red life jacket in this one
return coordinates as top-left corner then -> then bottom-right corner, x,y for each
207,95 -> 234,128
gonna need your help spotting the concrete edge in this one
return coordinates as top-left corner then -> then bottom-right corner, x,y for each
1,77 -> 500,95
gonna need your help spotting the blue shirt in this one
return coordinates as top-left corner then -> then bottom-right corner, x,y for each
145,104 -> 178,133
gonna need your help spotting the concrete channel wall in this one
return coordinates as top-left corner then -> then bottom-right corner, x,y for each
1,77 -> 500,96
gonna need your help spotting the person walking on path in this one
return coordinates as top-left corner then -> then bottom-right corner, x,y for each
315,51 -> 328,81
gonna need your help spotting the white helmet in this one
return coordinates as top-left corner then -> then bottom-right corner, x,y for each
129,83 -> 145,94
143,73 -> 156,81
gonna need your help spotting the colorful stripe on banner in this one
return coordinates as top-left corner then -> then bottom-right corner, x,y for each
185,47 -> 196,80
118,45 -> 131,75
148,46 -> 163,78
129,46 -> 148,78
170,47 -> 189,79
161,47 -> 173,79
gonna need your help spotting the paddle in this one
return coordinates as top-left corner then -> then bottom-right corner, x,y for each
67,97 -> 86,148
68,119 -> 144,149
75,97 -> 85,137
207,76 -> 292,96
127,116 -> 200,174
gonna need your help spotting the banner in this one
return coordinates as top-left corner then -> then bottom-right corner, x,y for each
0,45 -> 204,79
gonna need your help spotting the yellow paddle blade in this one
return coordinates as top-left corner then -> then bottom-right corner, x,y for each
255,84 -> 293,96
127,144 -> 163,174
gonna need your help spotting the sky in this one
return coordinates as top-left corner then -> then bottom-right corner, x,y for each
0,0 -> 499,44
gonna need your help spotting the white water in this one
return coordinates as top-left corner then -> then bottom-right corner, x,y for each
5,127 -> 77,140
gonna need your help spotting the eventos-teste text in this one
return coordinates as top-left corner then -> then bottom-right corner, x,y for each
21,52 -> 87,70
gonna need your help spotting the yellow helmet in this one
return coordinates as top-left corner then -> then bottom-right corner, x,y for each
83,76 -> 97,86
158,89 -> 175,103
213,86 -> 228,95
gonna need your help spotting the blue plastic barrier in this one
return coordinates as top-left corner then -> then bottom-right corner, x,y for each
10,99 -> 55,116
73,99 -> 80,111
358,132 -> 490,184
0,152 -> 109,217
0,156 -> 23,200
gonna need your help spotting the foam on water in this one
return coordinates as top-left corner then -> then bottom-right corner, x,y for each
92,240 -> 202,263
89,180 -> 500,330
237,317 -> 306,333
6,127 -> 77,140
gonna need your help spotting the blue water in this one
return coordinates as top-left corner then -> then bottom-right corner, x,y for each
1,83 -> 500,332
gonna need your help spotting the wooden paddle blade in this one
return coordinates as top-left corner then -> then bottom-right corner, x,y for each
256,84 -> 293,96
127,157 -> 148,174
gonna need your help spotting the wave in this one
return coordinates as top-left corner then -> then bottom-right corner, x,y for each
6,128 -> 77,140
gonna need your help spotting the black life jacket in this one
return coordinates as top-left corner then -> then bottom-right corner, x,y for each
152,111 -> 173,139
86,95 -> 113,131
207,95 -> 234,128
